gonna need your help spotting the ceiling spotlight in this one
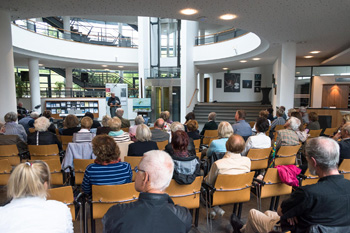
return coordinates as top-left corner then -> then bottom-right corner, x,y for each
252,58 -> 261,61
39,64 -> 44,66
296,72 -> 300,74
310,51 -> 321,54
240,60 -> 247,63
223,68 -> 228,70
118,66 -> 124,68
304,56 -> 313,59
102,65 -> 108,67
180,8 -> 198,15
219,14 -> 237,20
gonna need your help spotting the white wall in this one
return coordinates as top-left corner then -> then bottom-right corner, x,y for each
160,57 -> 177,67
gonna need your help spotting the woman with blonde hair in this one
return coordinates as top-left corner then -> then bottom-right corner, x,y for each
206,121 -> 233,158
0,161 -> 73,232
108,117 -> 131,142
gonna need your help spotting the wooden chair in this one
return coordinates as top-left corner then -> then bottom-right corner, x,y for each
247,147 -> 272,171
193,139 -> 200,153
249,121 -> 255,128
74,159 -> 95,185
0,159 -> 12,186
265,126 -> 271,136
166,176 -> 203,227
124,156 -> 142,181
90,183 -> 139,233
196,152 -> 201,159
61,135 -> 73,151
308,129 -> 322,138
208,137 -> 218,147
156,140 -> 168,150
323,127 -> 337,136
275,144 -> 301,166
0,144 -> 21,166
202,130 -> 218,146
339,159 -> 350,181
253,168 -> 292,211
44,159 -> 64,185
273,125 -> 285,141
300,169 -> 319,186
121,127 -> 129,132
117,141 -> 133,161
28,144 -> 60,161
206,172 -> 255,219
28,128 -> 36,133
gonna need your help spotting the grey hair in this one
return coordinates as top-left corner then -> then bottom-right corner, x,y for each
115,108 -> 124,117
34,117 -> 51,132
218,121 -> 233,138
135,115 -> 145,125
4,112 -> 18,122
101,115 -> 111,127
288,117 -> 301,131
276,109 -> 284,117
141,150 -> 174,191
208,112 -> 216,121
30,112 -> 40,119
305,137 -> 339,171
135,124 -> 152,142
170,121 -> 184,132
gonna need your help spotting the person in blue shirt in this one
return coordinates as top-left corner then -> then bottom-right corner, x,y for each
206,121 -> 234,158
232,110 -> 252,140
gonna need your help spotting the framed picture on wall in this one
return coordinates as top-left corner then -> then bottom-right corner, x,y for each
255,74 -> 261,81
254,87 -> 261,92
255,81 -> 261,86
243,80 -> 252,88
216,79 -> 222,88
224,73 -> 240,92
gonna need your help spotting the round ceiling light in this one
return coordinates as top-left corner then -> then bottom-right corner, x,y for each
310,51 -> 321,54
304,56 -> 313,58
219,14 -> 237,20
180,8 -> 198,15
240,60 -> 247,63
223,68 -> 229,70
252,58 -> 261,61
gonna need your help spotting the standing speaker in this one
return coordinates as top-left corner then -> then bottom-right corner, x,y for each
81,72 -> 89,82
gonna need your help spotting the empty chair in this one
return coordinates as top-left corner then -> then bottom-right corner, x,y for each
274,144 -> 301,166
0,144 -> 21,166
124,156 -> 142,181
339,159 -> 350,181
323,127 -> 337,136
247,147 -> 272,171
43,159 -> 65,186
28,144 -> 60,161
308,129 -> 322,138
0,159 -> 12,186
74,159 -> 95,185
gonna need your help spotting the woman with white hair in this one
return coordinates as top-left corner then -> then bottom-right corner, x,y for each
275,116 -> 301,151
0,161 -> 73,232
206,121 -> 234,158
128,124 -> 158,156
128,115 -> 145,140
27,117 -> 62,151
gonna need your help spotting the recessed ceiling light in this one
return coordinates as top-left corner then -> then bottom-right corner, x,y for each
118,66 -> 124,68
180,8 -> 198,15
102,65 -> 108,67
219,14 -> 237,20
39,64 -> 44,66
223,68 -> 228,70
240,60 -> 247,63
252,58 -> 261,61
304,56 -> 313,58
296,72 -> 300,74
310,51 -> 320,54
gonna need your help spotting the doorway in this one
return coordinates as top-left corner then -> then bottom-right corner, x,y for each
204,78 -> 210,102
150,86 -> 180,122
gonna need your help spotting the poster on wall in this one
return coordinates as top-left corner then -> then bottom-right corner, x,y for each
243,80 -> 252,88
224,73 -> 240,92
216,79 -> 222,88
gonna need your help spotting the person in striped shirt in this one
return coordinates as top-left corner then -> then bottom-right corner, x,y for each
108,117 -> 131,143
82,135 -> 132,195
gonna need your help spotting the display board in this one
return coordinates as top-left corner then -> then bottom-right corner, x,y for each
45,100 -> 99,119
105,83 -> 129,118
132,98 -> 151,112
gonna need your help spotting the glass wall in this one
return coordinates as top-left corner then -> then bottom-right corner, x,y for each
160,19 -> 178,58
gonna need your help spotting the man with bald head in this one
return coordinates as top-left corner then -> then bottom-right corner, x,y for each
151,118 -> 170,142
103,150 -> 192,233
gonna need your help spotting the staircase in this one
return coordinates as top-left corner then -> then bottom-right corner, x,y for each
193,102 -> 272,124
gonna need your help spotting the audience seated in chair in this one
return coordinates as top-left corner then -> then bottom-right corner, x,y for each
102,150 -> 192,233
128,124 -> 158,157
160,111 -> 172,132
184,112 -> 196,132
61,114 -> 80,136
108,117 -> 131,143
306,112 -> 320,131
333,122 -> 350,164
27,117 -> 62,151
82,135 -> 132,195
164,122 -> 195,155
0,122 -> 28,154
205,134 -> 251,219
290,111 -> 308,143
128,115 -> 144,140
42,110 -> 56,134
200,112 -> 218,136
252,110 -> 271,133
206,121 -> 233,159
186,120 -> 200,140
96,115 -> 112,135
232,110 -> 252,138
231,137 -> 350,233
18,111 -> 39,134
270,109 -> 286,139
241,117 -> 271,157
84,112 -> 101,129
0,161 -> 73,232
73,116 -> 95,143
150,118 -> 169,142
275,117 -> 300,151
3,111 -> 27,142
116,108 -> 130,129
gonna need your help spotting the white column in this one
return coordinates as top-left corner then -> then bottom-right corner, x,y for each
138,17 -> 151,98
62,16 -> 71,40
65,67 -> 73,89
0,10 -> 17,119
181,20 -> 199,121
29,58 -> 41,113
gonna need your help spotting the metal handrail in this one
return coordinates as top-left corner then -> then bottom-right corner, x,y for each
195,28 -> 247,46
187,88 -> 199,108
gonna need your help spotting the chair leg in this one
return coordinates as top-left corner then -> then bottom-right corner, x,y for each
90,203 -> 95,233
237,203 -> 243,219
269,197 -> 276,210
195,208 -> 200,227
233,203 -> 238,215
274,196 -> 280,211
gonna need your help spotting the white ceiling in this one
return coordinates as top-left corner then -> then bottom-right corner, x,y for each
4,0 -> 350,72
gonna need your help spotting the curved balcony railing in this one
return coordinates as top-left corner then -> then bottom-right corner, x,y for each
195,28 -> 247,46
13,19 -> 138,48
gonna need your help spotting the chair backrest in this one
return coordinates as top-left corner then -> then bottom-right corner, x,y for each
265,126 -> 271,136
203,130 -> 218,145
196,152 -> 201,159
0,159 -> 12,186
323,127 -> 337,136
260,168 -> 292,198
28,144 -> 60,161
61,135 -> 73,151
121,127 -> 129,132
249,121 -> 255,128
117,141 -> 133,161
43,159 -> 63,185
28,128 -> 35,133
73,159 -> 95,185
0,145 -> 20,166
308,129 -> 322,138
275,125 -> 285,131
275,144 -> 301,166
339,159 -> 350,181
302,169 -> 319,186
165,176 -> 203,209
48,186 -> 76,221
247,147 -> 272,170
156,140 -> 168,151
124,156 -> 143,181
92,183 -> 139,219
193,139 -> 200,153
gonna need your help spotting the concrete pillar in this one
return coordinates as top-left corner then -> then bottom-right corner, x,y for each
29,58 -> 41,113
62,16 -> 71,40
0,9 -> 17,119
65,67 -> 73,89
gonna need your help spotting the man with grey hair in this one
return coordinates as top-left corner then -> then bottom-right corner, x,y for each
299,106 -> 309,124
0,122 -> 28,154
231,137 -> 350,233
269,108 -> 286,138
19,111 -> 40,134
3,112 -> 27,142
200,112 -> 218,135
275,116 -> 300,151
115,108 -> 130,128
103,150 -> 192,233
164,122 -> 196,155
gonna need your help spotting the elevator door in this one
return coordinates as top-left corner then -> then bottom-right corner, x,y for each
151,86 -> 180,122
